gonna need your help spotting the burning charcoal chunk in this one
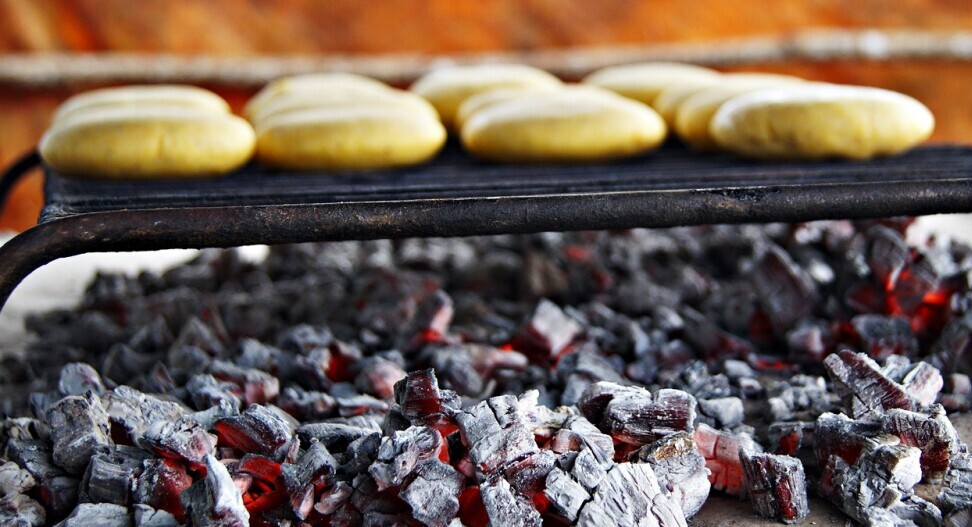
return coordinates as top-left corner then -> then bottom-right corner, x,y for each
0,461 -> 35,497
132,505 -> 179,527
692,423 -> 760,497
852,315 -> 919,360
180,455 -> 249,527
400,460 -> 463,527
785,319 -> 832,365
80,446 -> 149,506
938,449 -> 972,513
576,463 -> 687,527
548,415 -> 615,461
570,444 -> 612,492
137,417 -> 217,465
766,422 -> 812,456
54,503 -> 131,527
515,299 -> 581,361
277,386 -> 336,421
281,440 -> 338,520
402,290 -> 454,348
899,362 -> 944,406
824,349 -> 919,419
394,369 -> 460,428
867,225 -> 909,286
171,316 -> 225,357
822,438 -> 941,527
5,439 -> 79,518
678,307 -> 755,363
480,476 -> 542,527
215,404 -> 294,458
103,386 -> 189,442
454,397 -> 537,475
185,374 -> 241,412
298,422 -> 379,454
556,346 -> 627,406
697,397 -> 744,428
579,382 -> 696,447
337,394 -> 391,417
135,459 -> 191,519
0,493 -> 45,526
751,244 -> 817,335
427,343 -> 529,399
369,426 -> 445,490
633,432 -> 710,519
46,393 -> 113,474
314,480 -> 353,516
928,311 -> 972,375
544,468 -> 590,522
101,345 -> 162,386
883,406 -> 959,479
354,357 -> 407,400
740,451 -> 809,524
208,360 -> 279,406
57,363 -> 105,397
814,412 -> 882,468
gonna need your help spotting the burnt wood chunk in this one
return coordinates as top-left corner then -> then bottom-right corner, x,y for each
579,382 -> 697,447
882,405 -> 959,479
454,395 -> 538,475
214,404 -> 295,459
180,455 -> 248,527
576,463 -> 687,527
824,349 -> 920,419
480,476 -> 542,527
692,423 -> 760,497
369,426 -> 444,490
45,393 -> 113,474
54,503 -> 131,527
634,432 -> 710,519
281,440 -> 337,520
740,451 -> 810,524
399,460 -> 463,527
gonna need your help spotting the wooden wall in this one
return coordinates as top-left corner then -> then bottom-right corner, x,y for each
2,0 -> 971,231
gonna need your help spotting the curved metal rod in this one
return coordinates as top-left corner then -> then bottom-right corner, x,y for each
0,149 -> 41,216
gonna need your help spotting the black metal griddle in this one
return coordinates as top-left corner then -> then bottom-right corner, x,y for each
2,141 -> 972,313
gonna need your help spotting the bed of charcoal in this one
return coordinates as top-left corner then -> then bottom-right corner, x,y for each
0,220 -> 971,527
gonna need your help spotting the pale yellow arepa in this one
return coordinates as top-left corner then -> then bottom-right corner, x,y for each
582,62 -> 720,106
461,86 -> 667,163
52,84 -> 231,123
710,85 -> 935,159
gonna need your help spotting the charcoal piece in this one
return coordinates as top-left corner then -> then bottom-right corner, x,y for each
899,362 -> 944,406
569,443 -> 612,492
692,423 -> 760,497
938,449 -> 972,513
501,450 -> 556,505
184,374 -> 241,412
137,417 -> 217,465
400,460 -> 463,527
882,406 -> 959,478
0,461 -> 35,497
548,415 -> 615,461
314,480 -> 354,516
824,349 -> 919,419
140,363 -> 176,395
53,503 -> 131,527
0,493 -> 45,527
751,244 -> 817,335
480,476 -> 542,527
867,224 -> 909,286
132,505 -> 179,527
214,404 -> 294,458
393,370 -> 460,427
180,455 -> 249,527
765,374 -> 832,422
46,393 -> 114,474
822,439 -> 941,527
740,451 -> 809,524
57,363 -> 106,397
633,432 -> 710,519
940,373 -> 972,410
280,440 -> 337,520
170,316 -> 224,356
101,345 -> 162,386
454,396 -> 538,475
342,432 -> 382,477
678,307 -> 755,363
353,357 -> 407,400
945,509 -> 971,527
336,394 -> 391,417
851,315 -> 919,360
785,319 -> 832,365
697,397 -> 744,428
277,386 -> 336,421
80,447 -> 149,506
579,382 -> 696,447
928,310 -> 972,375
126,316 -> 174,354
135,458 -> 192,519
5,440 -> 78,518
544,467 -> 590,523
298,422 -> 379,453
576,463 -> 687,527
70,311 -> 124,354
766,422 -> 812,456
208,360 -> 280,406
103,386 -> 189,443
369,426 -> 444,490
401,290 -> 454,348
515,299 -> 582,361
426,343 -> 529,399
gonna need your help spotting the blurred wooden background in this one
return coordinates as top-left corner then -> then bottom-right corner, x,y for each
3,0 -> 972,231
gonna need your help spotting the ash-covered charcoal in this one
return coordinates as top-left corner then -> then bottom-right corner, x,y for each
7,222 -> 972,526
180,455 -> 249,527
740,450 -> 810,524
54,502 -> 131,527
692,423 -> 761,497
824,348 -> 921,419
214,404 -> 295,459
821,437 -> 942,527
0,492 -> 45,527
579,382 -> 696,449
45,392 -> 113,474
399,460 -> 463,527
632,431 -> 710,519
882,405 -> 959,479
